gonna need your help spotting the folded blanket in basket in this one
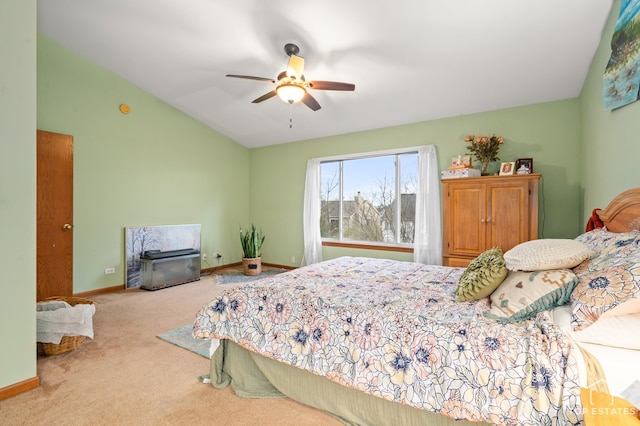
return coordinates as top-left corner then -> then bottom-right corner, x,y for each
36,301 -> 96,344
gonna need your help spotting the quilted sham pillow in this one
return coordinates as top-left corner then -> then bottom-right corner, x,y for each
571,264 -> 640,331
504,239 -> 593,271
455,247 -> 507,302
485,269 -> 579,322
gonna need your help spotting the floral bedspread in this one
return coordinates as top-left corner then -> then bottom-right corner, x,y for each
193,256 -> 583,424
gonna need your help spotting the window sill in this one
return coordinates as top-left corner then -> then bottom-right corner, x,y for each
322,241 -> 414,253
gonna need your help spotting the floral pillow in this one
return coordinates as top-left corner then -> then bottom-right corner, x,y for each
486,269 -> 578,322
572,227 -> 639,252
572,230 -> 640,277
455,247 -> 507,302
570,264 -> 640,330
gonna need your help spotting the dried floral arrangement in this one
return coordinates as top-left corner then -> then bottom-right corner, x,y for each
464,134 -> 505,174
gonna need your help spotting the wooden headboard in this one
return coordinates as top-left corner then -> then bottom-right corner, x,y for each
595,188 -> 640,232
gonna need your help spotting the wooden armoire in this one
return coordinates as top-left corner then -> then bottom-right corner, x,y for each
442,173 -> 541,267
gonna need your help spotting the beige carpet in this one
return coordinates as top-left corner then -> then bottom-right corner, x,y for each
1,274 -> 340,425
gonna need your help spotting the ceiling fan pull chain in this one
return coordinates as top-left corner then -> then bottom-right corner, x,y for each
289,104 -> 294,129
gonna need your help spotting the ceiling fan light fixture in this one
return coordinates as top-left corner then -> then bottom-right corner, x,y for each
226,43 -> 353,112
276,83 -> 306,104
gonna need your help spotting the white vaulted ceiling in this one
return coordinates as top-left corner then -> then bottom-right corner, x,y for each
37,0 -> 614,148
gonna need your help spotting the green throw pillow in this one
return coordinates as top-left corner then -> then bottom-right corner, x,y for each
485,269 -> 579,322
455,248 -> 508,302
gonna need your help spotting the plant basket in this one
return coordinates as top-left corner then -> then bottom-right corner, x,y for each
242,257 -> 262,276
37,296 -> 95,356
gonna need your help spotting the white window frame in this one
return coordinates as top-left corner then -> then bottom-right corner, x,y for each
319,147 -> 421,249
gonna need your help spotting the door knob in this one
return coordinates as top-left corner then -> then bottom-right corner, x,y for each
63,223 -> 74,230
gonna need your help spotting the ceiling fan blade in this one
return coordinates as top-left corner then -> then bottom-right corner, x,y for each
307,81 -> 355,91
226,74 -> 276,83
301,92 -> 321,111
286,54 -> 305,80
252,90 -> 278,104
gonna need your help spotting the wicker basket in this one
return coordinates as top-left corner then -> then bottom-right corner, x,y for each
37,296 -> 95,356
242,257 -> 262,276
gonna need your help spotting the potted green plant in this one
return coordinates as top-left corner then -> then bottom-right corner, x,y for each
239,224 -> 265,276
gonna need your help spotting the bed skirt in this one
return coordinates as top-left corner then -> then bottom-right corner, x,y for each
210,339 -> 489,426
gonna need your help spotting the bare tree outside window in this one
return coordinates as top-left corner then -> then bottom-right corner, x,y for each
320,162 -> 340,239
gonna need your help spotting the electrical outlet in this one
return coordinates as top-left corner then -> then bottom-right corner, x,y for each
215,253 -> 222,258
104,267 -> 115,274
290,256 -> 296,264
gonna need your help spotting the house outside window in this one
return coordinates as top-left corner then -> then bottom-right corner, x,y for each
320,152 -> 418,247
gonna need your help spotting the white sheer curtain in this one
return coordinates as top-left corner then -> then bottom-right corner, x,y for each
413,145 -> 442,265
303,158 -> 323,265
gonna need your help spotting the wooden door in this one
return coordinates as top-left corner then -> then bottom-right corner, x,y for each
487,180 -> 530,252
444,182 -> 487,258
37,130 -> 74,301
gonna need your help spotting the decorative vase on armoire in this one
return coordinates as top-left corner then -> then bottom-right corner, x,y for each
480,160 -> 490,176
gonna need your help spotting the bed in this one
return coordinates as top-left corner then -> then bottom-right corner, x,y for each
193,189 -> 640,425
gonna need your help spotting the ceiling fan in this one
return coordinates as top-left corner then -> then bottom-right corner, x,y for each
226,43 -> 355,111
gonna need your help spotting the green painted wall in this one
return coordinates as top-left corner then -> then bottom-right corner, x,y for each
251,99 -> 582,267
0,0 -> 37,389
37,34 -> 251,293
580,0 -> 640,218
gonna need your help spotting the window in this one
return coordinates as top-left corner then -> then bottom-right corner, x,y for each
320,151 -> 418,246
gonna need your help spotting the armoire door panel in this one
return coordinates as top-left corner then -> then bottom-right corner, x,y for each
488,184 -> 529,252
448,184 -> 486,256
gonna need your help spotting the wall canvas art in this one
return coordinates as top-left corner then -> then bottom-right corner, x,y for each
603,0 -> 640,110
125,224 -> 201,288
